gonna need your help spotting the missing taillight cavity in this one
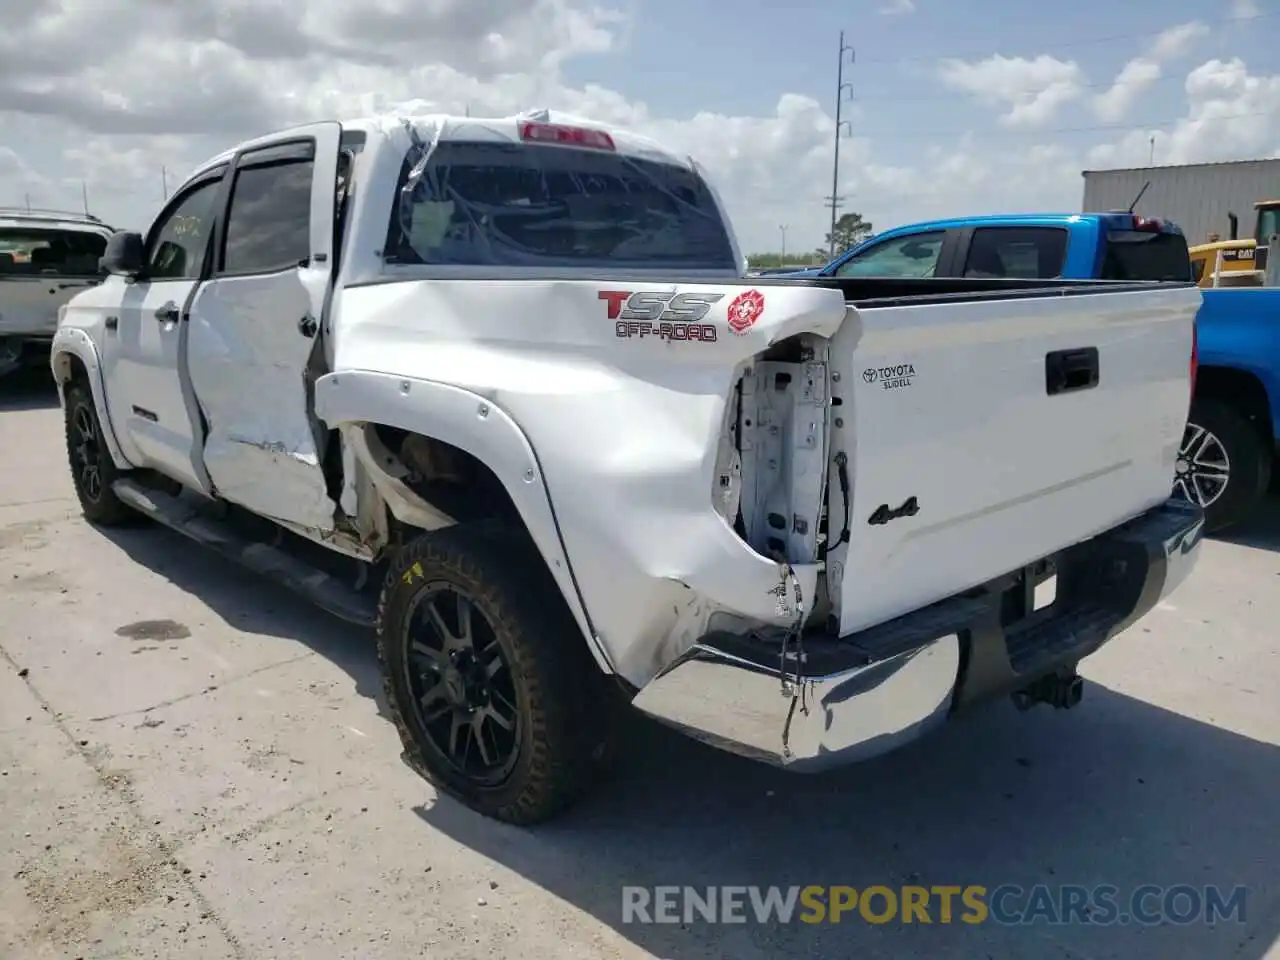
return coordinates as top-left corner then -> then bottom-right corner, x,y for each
732,345 -> 829,565
518,122 -> 616,151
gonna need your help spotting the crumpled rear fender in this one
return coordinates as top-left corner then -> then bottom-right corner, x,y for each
313,369 -> 612,674
49,327 -> 133,471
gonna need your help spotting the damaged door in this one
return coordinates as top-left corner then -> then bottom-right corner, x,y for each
184,122 -> 342,530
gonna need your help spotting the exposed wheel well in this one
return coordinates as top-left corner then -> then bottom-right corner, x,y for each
370,425 -> 524,536
51,351 -> 89,387
1194,365 -> 1273,441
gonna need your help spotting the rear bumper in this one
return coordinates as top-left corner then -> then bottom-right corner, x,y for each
631,497 -> 1204,771
0,336 -> 53,377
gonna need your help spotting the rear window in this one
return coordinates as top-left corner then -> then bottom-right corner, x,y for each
1101,230 -> 1192,281
383,140 -> 737,271
963,227 -> 1067,278
0,227 -> 107,277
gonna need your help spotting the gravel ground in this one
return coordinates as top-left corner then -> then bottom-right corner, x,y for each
1,369 -> 1277,960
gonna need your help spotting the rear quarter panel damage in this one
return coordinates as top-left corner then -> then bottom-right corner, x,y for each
318,277 -> 849,686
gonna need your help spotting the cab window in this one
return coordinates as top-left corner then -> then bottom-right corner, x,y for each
963,227 -> 1068,278
834,231 -> 944,278
145,175 -> 224,280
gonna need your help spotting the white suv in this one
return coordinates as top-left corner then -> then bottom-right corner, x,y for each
0,207 -> 114,379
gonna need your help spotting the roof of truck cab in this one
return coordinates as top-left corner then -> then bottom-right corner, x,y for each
0,209 -> 113,233
183,109 -> 699,184
869,212 -> 1169,232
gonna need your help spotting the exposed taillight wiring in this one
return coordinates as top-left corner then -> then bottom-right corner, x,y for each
829,452 -> 851,553
1190,319 -> 1198,400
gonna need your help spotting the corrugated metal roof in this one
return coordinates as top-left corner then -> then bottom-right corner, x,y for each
1082,158 -> 1280,175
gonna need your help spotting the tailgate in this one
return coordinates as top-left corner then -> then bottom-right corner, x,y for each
0,276 -> 97,338
827,283 -> 1198,635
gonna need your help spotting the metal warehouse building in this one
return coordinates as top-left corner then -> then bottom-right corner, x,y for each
1081,158 -> 1280,245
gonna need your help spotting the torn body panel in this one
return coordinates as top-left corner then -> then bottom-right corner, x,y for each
341,422 -> 456,536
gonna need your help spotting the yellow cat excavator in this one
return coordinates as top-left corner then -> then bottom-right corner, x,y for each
1189,199 -> 1280,287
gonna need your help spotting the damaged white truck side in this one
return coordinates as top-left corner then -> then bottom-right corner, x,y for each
52,110 -> 1205,824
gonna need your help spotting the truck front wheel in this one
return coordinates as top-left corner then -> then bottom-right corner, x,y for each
1175,398 -> 1270,533
63,383 -> 136,526
377,523 -> 605,825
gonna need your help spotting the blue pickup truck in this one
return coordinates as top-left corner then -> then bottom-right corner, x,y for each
800,212 -> 1280,531
797,212 -> 1193,283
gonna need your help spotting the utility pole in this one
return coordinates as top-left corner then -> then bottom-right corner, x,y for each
161,166 -> 169,200
24,193 -> 31,211
779,224 -> 788,258
1148,135 -> 1156,165
827,31 -> 855,258
81,180 -> 90,215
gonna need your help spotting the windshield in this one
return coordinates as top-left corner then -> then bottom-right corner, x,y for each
384,140 -> 737,271
0,227 -> 107,277
833,231 -> 944,278
1258,207 -> 1280,243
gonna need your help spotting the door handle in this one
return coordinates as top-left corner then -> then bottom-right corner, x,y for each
105,316 -> 118,331
298,315 -> 318,338
1045,347 -> 1099,395
154,304 -> 180,324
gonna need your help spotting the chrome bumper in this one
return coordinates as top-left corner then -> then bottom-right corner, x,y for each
632,497 -> 1204,771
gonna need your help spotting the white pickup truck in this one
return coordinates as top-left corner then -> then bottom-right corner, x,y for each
1,208 -> 114,379
52,109 -> 1205,825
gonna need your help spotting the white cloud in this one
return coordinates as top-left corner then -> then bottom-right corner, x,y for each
878,0 -> 916,15
1094,60 -> 1163,124
1230,0 -> 1260,18
1,3 -> 1278,257
1087,58 -> 1280,169
938,54 -> 1085,126
1092,22 -> 1208,122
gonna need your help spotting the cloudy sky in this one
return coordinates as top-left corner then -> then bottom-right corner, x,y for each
0,0 -> 1276,256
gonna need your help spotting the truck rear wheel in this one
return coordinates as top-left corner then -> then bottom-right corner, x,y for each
377,523 -> 605,825
1175,398 -> 1270,533
63,383 -> 136,526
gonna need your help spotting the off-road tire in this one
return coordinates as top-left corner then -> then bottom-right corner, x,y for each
63,382 -> 136,526
1183,398 -> 1271,533
378,523 -> 606,825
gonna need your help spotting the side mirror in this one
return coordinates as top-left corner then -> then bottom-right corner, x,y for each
100,231 -> 145,277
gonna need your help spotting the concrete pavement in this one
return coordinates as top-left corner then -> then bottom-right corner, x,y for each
1,369 -> 1277,960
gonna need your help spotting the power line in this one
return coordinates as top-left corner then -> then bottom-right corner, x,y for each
853,67 -> 1227,106
852,107 -> 1275,140
856,11 -> 1272,66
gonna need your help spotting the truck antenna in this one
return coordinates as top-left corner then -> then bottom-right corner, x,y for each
1127,181 -> 1151,214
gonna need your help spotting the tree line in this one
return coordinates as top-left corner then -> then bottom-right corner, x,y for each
746,212 -> 874,269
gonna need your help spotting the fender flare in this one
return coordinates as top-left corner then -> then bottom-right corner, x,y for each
314,369 -> 614,674
49,328 -> 133,472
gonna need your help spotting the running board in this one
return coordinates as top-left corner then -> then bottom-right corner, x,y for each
112,479 -> 377,627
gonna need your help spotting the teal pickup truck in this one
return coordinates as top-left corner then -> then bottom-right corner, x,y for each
790,212 -> 1280,532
